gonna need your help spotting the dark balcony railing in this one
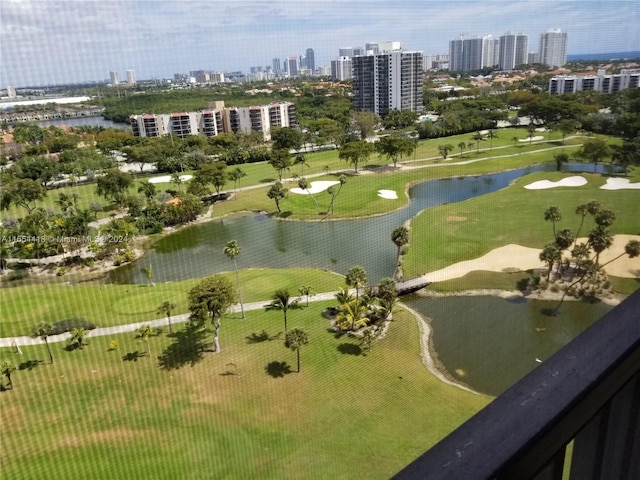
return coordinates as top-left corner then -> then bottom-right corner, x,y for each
393,290 -> 640,480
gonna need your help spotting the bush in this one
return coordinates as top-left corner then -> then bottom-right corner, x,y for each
56,267 -> 66,276
51,318 -> 97,335
5,269 -> 29,281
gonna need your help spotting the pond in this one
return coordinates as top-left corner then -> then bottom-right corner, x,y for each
111,163 -> 608,285
404,295 -> 612,396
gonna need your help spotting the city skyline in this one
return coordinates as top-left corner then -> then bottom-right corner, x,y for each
1,0 -> 639,88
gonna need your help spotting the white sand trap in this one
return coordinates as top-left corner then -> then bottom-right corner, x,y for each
423,235 -> 640,282
290,180 -> 340,195
148,175 -> 193,184
479,130 -> 489,135
519,136 -> 544,142
378,189 -> 398,199
524,176 -> 587,190
600,178 -> 640,190
535,127 -> 547,132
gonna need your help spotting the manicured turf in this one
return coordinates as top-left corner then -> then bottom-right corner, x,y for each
0,268 -> 343,337
403,169 -> 640,278
0,303 -> 489,479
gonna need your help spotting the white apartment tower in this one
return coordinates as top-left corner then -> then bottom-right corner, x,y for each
331,56 -> 353,81
126,69 -> 136,85
539,29 -> 568,68
352,49 -> 423,117
449,35 -> 498,72
499,32 -> 529,70
109,71 -> 120,85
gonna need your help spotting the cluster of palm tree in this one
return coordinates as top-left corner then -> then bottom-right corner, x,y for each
537,202 -> 640,311
333,266 -> 398,350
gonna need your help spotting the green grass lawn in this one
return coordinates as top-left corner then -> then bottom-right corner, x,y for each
403,169 -> 640,278
0,268 -> 344,338
0,303 -> 489,479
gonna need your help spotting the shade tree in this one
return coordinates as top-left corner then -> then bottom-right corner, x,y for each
188,275 -> 237,353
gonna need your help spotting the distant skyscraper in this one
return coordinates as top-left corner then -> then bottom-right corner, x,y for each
352,50 -> 423,117
365,43 -> 379,55
539,28 -> 568,68
499,32 -> 529,70
272,58 -> 281,74
126,69 -> 136,85
286,56 -> 299,77
306,48 -> 315,73
109,71 -> 120,85
449,38 -> 464,71
331,56 -> 352,81
339,47 -> 354,58
449,35 -> 496,72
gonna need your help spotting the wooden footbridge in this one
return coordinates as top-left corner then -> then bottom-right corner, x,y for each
395,277 -> 431,296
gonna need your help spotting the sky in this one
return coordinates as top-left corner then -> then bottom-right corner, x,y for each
1,0 -> 639,88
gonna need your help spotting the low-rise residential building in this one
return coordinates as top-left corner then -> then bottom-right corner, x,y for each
549,69 -> 640,94
129,100 -> 296,141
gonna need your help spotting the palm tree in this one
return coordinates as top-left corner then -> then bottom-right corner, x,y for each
391,226 -> 409,277
266,289 -> 298,332
540,244 -> 561,281
486,129 -> 498,152
511,135 -> 520,146
544,206 -> 562,237
228,167 -> 247,197
336,299 -> 368,331
68,327 -> 88,350
297,177 -> 320,213
334,287 -> 354,306
298,285 -> 313,306
135,324 -> 154,357
360,328 -> 377,353
284,328 -> 309,373
0,361 -> 16,390
457,141 -> 466,157
157,301 -> 176,334
31,322 -> 55,364
326,174 -> 347,214
223,240 -> 245,319
471,132 -> 485,153
588,225 -> 613,268
141,265 -> 155,286
345,265 -> 368,307
294,155 -> 309,177
527,125 -> 537,145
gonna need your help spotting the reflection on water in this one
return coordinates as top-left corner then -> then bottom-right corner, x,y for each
109,163 -> 617,285
404,295 -> 612,396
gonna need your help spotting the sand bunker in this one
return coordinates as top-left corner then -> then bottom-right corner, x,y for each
519,136 -> 544,142
422,235 -> 640,282
378,189 -> 398,199
524,176 -> 587,190
600,178 -> 640,190
290,180 -> 340,195
148,175 -> 193,184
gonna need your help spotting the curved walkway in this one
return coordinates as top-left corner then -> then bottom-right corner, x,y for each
0,290 -> 340,348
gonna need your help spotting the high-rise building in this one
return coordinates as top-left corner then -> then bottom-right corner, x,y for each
286,56 -> 298,78
539,28 -> 568,68
499,32 -> 529,70
126,69 -> 136,85
352,50 -> 423,117
449,35 -> 496,72
449,38 -> 464,71
272,58 -> 282,74
306,48 -> 315,73
339,47 -> 354,58
331,56 -> 352,81
109,71 -> 120,85
365,43 -> 379,55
